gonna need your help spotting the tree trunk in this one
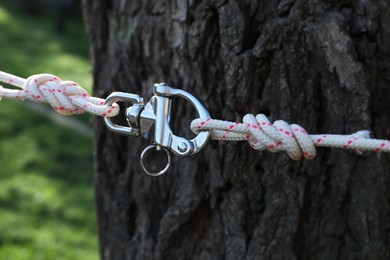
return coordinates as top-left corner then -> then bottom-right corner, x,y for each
83,0 -> 390,259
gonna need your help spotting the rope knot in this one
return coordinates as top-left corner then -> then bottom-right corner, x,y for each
191,114 -> 390,157
242,114 -> 316,160
0,73 -> 119,117
191,114 -> 316,160
24,74 -> 91,115
1,70 -> 389,155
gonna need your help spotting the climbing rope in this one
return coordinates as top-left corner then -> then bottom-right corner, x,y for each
0,71 -> 119,116
1,71 -> 389,161
191,115 -> 390,159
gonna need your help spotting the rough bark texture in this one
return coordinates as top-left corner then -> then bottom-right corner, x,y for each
83,0 -> 390,259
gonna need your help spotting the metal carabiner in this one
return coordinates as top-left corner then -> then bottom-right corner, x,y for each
104,83 -> 211,176
141,83 -> 211,156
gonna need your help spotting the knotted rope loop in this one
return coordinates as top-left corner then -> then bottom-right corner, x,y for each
0,72 -> 119,117
1,71 -> 389,157
191,114 -> 390,159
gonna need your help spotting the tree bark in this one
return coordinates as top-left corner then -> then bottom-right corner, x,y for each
83,0 -> 390,259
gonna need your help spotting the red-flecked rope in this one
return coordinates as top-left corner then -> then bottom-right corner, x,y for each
1,71 -> 389,159
191,114 -> 390,159
0,71 -> 119,116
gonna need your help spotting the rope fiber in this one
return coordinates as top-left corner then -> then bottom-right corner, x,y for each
191,115 -> 390,159
0,71 -> 119,116
1,71 -> 389,159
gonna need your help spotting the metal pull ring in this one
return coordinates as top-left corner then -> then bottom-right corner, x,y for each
140,145 -> 171,176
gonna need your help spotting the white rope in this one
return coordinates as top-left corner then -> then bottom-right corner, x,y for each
1,71 -> 389,159
0,71 -> 119,116
191,114 -> 390,159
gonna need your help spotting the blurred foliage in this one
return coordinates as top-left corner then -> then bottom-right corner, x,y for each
0,2 -> 98,260
0,1 -> 90,87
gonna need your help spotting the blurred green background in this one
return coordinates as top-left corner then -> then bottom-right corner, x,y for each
0,0 -> 98,259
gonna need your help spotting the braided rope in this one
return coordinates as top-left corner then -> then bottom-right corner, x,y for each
1,71 -> 389,159
191,114 -> 390,159
0,71 -> 119,116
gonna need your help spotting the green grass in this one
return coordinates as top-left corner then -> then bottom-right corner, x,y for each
0,3 -> 98,260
